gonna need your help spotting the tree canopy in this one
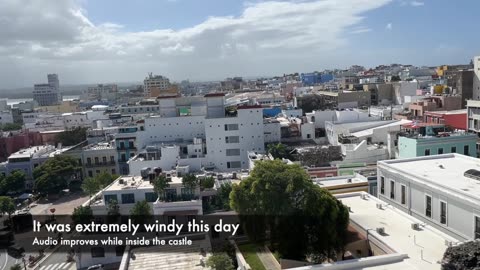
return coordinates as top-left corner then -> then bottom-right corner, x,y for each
0,123 -> 22,132
200,176 -> 215,190
153,175 -> 169,199
0,196 -> 15,216
267,143 -> 293,160
442,241 -> 480,270
130,200 -> 152,224
72,205 -> 94,225
33,155 -> 81,194
230,160 -> 349,262
0,170 -> 26,195
206,253 -> 235,270
55,126 -> 87,146
81,172 -> 118,199
182,174 -> 199,190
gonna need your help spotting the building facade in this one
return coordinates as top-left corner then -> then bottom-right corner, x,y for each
33,74 -> 61,106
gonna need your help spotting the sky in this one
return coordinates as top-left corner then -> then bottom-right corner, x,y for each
0,0 -> 479,88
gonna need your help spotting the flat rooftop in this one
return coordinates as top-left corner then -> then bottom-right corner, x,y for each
379,154 -> 480,206
8,145 -> 56,159
127,236 -> 210,270
334,193 -> 459,270
105,175 -> 183,192
314,175 -> 367,188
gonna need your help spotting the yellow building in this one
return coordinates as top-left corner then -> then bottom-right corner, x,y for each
37,100 -> 80,113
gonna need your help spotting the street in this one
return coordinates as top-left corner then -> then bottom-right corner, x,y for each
36,246 -> 75,270
0,249 -> 21,270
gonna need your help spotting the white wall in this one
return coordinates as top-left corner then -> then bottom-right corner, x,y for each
474,56 -> 480,99
205,108 -> 265,171
0,111 -> 14,124
339,140 -> 389,164
263,122 -> 281,143
301,122 -> 315,140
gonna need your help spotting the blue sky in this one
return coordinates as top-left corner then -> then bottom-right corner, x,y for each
0,0 -> 479,87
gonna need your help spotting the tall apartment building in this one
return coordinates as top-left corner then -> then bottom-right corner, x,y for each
86,84 -> 118,101
33,74 -> 61,106
474,56 -> 480,99
143,73 -> 177,98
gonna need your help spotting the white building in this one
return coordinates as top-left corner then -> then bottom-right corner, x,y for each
85,84 -> 118,101
474,56 -> 480,99
0,110 -> 14,125
263,118 -> 282,143
33,74 -> 61,106
467,99 -> 480,135
83,142 -> 119,178
302,192 -> 459,270
204,105 -> 265,171
378,154 -> 480,241
86,174 -> 202,216
306,109 -> 379,129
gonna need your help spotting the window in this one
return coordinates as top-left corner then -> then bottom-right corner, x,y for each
425,149 -> 430,156
110,156 -> 115,163
121,154 -> 126,162
380,177 -> 385,195
440,201 -> 447,225
121,193 -> 135,204
104,194 -> 117,204
145,192 -> 158,202
225,136 -> 239,143
451,146 -> 456,153
87,157 -> 92,165
475,216 -> 480,239
390,180 -> 395,200
401,185 -> 406,205
226,149 -> 241,156
94,157 -> 99,164
88,171 -> 93,177
438,148 -> 443,155
227,161 -> 241,169
102,156 -> 107,163
425,195 -> 432,218
464,145 -> 470,155
91,247 -> 105,258
129,141 -> 134,149
224,124 -> 239,131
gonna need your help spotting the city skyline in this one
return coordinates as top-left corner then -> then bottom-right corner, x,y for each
1,0 -> 479,88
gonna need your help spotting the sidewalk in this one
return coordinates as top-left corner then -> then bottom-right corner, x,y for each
257,246 -> 281,270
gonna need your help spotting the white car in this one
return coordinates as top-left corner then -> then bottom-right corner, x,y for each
87,264 -> 104,270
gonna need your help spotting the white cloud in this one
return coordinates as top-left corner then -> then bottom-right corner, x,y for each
0,0 -> 393,87
386,23 -> 393,30
410,1 -> 424,6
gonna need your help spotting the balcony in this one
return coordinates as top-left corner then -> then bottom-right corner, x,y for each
117,146 -> 137,151
84,161 -> 116,168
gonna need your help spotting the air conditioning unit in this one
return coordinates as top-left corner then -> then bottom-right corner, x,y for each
445,240 -> 453,247
376,227 -> 385,234
376,203 -> 383,210
361,193 -> 369,200
411,223 -> 420,230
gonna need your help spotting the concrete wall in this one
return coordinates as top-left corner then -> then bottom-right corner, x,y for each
398,135 -> 477,159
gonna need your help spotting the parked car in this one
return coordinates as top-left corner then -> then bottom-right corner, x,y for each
87,264 -> 104,270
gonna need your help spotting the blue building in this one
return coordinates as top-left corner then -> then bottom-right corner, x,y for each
115,126 -> 140,175
301,72 -> 334,86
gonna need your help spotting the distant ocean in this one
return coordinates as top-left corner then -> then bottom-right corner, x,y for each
6,95 -> 80,105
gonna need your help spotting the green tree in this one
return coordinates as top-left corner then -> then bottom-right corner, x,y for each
0,196 -> 16,226
230,160 -> 349,262
182,174 -> 199,190
390,75 -> 401,82
130,200 -> 152,224
442,241 -> 480,270
107,199 -> 120,224
96,172 -> 118,188
81,177 -> 101,201
33,155 -> 81,194
0,123 -> 22,132
200,176 -> 215,190
215,183 -> 232,211
10,264 -> 22,270
153,175 -> 169,200
206,253 -> 235,270
55,127 -> 87,146
267,143 -> 291,160
72,205 -> 93,225
0,171 -> 26,195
